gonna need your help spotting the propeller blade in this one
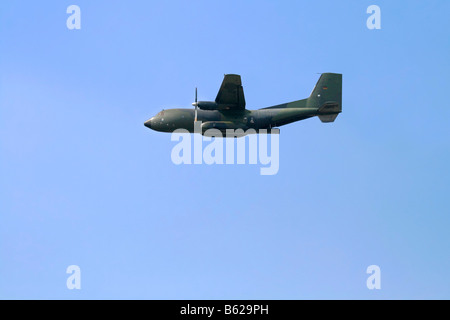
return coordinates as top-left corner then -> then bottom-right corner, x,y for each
192,87 -> 199,107
194,87 -> 198,122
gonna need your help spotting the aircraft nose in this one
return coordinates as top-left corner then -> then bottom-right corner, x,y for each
144,118 -> 152,129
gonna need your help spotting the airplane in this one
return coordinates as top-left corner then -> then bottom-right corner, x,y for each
144,73 -> 342,136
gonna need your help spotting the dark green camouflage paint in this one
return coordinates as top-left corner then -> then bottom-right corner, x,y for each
145,73 -> 342,135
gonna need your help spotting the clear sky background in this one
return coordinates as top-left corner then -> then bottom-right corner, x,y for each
1,0 -> 449,299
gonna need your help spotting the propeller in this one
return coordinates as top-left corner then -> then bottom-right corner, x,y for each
192,87 -> 198,122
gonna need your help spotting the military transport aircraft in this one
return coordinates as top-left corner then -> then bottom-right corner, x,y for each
144,73 -> 342,136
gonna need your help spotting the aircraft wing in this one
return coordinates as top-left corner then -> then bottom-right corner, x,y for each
215,74 -> 246,110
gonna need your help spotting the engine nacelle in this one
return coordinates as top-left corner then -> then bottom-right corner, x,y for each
196,101 -> 218,110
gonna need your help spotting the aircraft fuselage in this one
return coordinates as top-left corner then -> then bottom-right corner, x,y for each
145,107 -> 318,133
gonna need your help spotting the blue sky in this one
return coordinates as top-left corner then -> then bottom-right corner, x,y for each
1,0 -> 449,299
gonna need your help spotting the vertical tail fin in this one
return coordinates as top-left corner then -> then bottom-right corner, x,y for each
307,73 -> 342,122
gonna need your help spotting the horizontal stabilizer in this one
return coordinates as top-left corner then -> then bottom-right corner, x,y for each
318,102 -> 341,114
318,114 -> 338,123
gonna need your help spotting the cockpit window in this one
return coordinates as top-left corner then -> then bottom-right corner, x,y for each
157,110 -> 165,116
